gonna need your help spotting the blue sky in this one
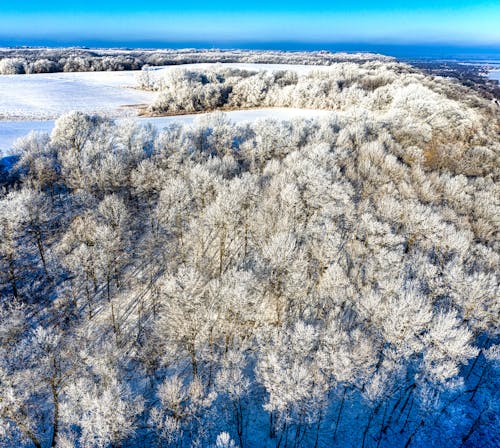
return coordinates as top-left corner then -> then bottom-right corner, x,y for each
0,1 -> 499,47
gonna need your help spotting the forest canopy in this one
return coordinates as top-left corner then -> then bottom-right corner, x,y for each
0,56 -> 499,448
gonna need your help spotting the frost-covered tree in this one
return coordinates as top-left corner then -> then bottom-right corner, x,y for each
1,55 -> 499,448
61,354 -> 143,448
0,57 -> 26,74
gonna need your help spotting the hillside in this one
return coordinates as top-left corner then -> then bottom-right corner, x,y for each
0,54 -> 499,448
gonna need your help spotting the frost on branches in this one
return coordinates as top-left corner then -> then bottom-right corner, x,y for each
0,57 -> 499,448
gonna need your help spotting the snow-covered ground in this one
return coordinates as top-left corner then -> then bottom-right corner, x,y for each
0,62 -> 335,153
0,70 -> 154,120
488,69 -> 500,81
0,120 -> 54,153
0,108 -> 332,154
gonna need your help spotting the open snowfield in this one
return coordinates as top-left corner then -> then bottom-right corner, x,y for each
0,108 -> 332,154
0,70 -> 154,120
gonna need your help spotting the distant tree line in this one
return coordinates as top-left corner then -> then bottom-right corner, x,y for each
0,48 -> 391,75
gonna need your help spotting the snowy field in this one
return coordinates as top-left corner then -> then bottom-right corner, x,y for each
489,69 -> 500,81
0,63 -> 336,153
0,70 -> 154,120
0,108 -> 332,154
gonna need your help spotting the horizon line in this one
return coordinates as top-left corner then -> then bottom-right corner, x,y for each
1,41 -> 499,59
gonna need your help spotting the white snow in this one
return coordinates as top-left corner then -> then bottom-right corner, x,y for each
0,120 -> 54,153
0,109 -> 332,154
0,62 -> 336,154
488,69 -> 500,81
0,71 -> 154,120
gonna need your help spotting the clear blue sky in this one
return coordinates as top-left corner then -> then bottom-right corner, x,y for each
0,1 -> 499,48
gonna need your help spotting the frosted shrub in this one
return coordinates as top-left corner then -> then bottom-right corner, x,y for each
0,57 -> 26,74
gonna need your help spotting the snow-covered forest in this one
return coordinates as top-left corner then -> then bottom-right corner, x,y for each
141,61 -> 499,117
0,49 -> 390,75
0,56 -> 499,448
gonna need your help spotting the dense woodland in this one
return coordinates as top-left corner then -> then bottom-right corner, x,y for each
0,58 -> 499,448
140,61 -> 499,115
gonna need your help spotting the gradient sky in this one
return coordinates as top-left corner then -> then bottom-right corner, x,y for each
0,1 -> 499,47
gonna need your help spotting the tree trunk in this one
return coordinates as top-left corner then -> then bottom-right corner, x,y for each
376,402 -> 388,448
396,384 -> 416,424
314,410 -> 323,448
333,387 -> 347,440
233,398 -> 244,448
461,409 -> 485,446
400,395 -> 414,434
269,411 -> 276,439
110,299 -> 119,336
383,383 -> 413,434
85,282 -> 93,319
27,431 -> 42,448
189,342 -> 198,377
219,232 -> 225,278
404,420 -> 424,448
50,380 -> 59,448
469,365 -> 489,402
34,229 -> 50,280
8,254 -> 19,298
18,419 -> 42,448
362,404 -> 381,448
